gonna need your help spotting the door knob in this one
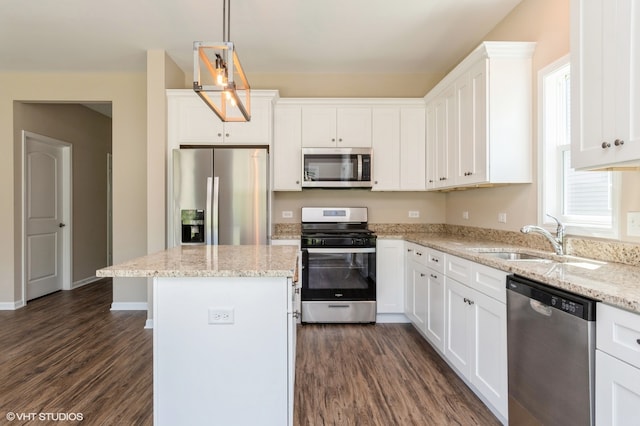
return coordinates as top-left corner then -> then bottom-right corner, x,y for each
59,223 -> 66,228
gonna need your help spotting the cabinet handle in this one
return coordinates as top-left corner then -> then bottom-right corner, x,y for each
217,133 -> 223,137
295,180 -> 300,184
636,339 -> 640,345
428,179 -> 434,183
601,141 -> 611,149
464,172 -> 473,176
225,133 -> 230,138
331,138 -> 336,142
407,249 -> 413,253
430,274 -> 437,279
431,257 -> 439,263
614,139 -> 625,146
463,298 -> 474,305
374,181 -> 378,185
416,252 -> 423,256
420,273 -> 426,277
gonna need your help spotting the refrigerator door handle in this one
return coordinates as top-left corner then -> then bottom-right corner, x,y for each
205,177 -> 213,245
212,176 -> 220,245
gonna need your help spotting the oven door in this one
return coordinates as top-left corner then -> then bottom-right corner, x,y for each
301,247 -> 376,301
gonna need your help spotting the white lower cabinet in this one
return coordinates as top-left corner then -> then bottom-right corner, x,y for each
596,303 -> 640,425
376,239 -> 405,316
403,245 -> 508,422
445,277 -> 507,420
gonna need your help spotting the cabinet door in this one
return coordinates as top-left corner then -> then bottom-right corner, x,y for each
425,267 -> 445,353
224,97 -> 272,144
445,278 -> 472,375
425,101 -> 437,189
433,85 -> 456,188
469,288 -> 508,419
413,262 -> 429,332
371,108 -> 401,191
596,350 -> 640,426
172,95 -> 224,144
571,0 -> 640,169
337,107 -> 372,147
404,246 -> 417,322
375,239 -> 405,313
301,107 -> 337,147
454,61 -> 487,186
400,107 -> 426,190
273,106 -> 302,191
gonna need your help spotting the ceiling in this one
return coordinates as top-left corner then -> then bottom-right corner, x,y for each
0,0 -> 523,77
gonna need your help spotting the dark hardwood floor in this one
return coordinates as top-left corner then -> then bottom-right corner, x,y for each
0,279 -> 499,425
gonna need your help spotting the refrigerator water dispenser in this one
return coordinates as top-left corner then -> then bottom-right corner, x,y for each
181,209 -> 205,244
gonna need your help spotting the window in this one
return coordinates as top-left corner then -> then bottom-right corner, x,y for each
539,56 -> 617,237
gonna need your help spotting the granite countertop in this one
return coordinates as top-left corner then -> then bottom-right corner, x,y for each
378,232 -> 640,314
97,245 -> 299,278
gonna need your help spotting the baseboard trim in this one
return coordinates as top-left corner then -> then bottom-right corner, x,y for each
73,275 -> 101,289
110,302 -> 148,311
0,300 -> 25,310
144,319 -> 154,329
376,313 -> 410,323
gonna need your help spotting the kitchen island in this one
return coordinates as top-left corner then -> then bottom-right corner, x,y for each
97,244 -> 299,426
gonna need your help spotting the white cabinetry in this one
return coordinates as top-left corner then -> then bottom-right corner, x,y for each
571,0 -> 640,169
376,239 -> 405,316
596,303 -> 640,425
273,104 -> 302,191
371,104 -> 426,191
154,276 -> 295,426
372,107 -> 401,190
404,243 -> 446,352
167,89 -> 276,146
444,255 -> 508,420
301,106 -> 371,147
424,41 -> 535,190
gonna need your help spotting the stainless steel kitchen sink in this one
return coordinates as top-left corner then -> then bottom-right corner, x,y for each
480,251 -> 552,262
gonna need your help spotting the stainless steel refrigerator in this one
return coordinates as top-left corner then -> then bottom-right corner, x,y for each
172,148 -> 268,246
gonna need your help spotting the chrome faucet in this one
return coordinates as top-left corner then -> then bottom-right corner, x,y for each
521,214 -> 566,255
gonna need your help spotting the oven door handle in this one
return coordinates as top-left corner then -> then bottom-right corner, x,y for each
304,247 -> 376,254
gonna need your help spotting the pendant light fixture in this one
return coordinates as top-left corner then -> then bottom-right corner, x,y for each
193,0 -> 251,122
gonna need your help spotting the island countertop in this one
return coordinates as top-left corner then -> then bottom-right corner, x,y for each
96,245 -> 299,278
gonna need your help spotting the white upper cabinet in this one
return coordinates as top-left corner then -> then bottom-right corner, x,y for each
301,106 -> 372,147
371,107 -> 401,190
371,103 -> 426,191
400,107 -> 426,191
167,89 -> 277,147
424,41 -> 535,191
273,104 -> 303,191
571,0 -> 640,170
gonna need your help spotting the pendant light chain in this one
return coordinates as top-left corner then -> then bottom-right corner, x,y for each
222,0 -> 230,43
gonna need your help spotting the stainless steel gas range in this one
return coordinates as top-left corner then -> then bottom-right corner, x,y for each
300,207 -> 376,323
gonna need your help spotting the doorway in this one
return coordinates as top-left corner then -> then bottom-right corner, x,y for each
22,131 -> 72,300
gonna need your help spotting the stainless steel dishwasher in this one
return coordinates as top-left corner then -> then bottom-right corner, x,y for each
506,274 -> 596,426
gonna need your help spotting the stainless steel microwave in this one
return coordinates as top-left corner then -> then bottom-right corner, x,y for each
302,148 -> 373,188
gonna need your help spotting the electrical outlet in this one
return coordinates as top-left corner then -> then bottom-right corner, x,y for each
627,212 -> 640,237
282,210 -> 293,218
498,213 -> 507,223
408,211 -> 420,218
208,307 -> 234,324
462,211 -> 469,220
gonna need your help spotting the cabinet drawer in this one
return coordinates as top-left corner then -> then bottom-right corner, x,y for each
472,263 -> 507,304
446,255 -> 472,286
426,249 -> 445,274
597,303 -> 640,369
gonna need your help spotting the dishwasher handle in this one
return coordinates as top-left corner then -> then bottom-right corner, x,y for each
506,274 -> 596,321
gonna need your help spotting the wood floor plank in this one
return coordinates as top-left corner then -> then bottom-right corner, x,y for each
294,323 -> 500,426
1,280 -> 499,425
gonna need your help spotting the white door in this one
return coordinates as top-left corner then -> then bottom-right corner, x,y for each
25,133 -> 69,300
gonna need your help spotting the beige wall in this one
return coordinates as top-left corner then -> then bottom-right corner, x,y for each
13,103 -> 112,284
274,191 -> 446,225
1,72 -> 147,306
